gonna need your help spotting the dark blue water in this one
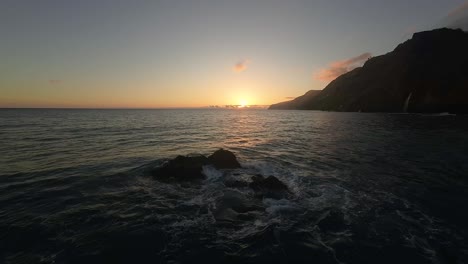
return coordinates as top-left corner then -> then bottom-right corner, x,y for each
1,109 -> 467,263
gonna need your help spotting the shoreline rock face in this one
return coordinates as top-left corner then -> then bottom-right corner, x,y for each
269,90 -> 322,110
268,28 -> 468,114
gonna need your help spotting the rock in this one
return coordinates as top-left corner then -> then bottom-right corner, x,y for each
250,175 -> 288,191
269,90 -> 321,110
151,149 -> 241,182
237,212 -> 258,221
213,190 -> 264,222
213,208 -> 239,222
208,149 -> 241,169
251,174 -> 265,182
224,178 -> 249,188
249,175 -> 289,199
151,155 -> 209,181
218,190 -> 263,213
223,174 -> 250,188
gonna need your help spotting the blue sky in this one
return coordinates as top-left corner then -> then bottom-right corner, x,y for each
1,0 -> 466,107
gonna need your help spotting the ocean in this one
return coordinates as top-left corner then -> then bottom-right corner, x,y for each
0,109 -> 467,263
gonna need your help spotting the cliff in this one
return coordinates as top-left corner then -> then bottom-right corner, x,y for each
269,90 -> 321,110
269,28 -> 468,113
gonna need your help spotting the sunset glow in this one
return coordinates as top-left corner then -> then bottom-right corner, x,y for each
0,1 -> 465,108
239,100 -> 248,108
1,1 -> 468,262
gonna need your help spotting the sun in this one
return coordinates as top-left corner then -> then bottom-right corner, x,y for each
239,99 -> 248,108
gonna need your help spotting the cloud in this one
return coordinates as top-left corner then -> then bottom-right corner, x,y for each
448,2 -> 468,18
48,79 -> 62,85
232,59 -> 250,73
285,97 -> 295,99
313,52 -> 372,82
443,1 -> 468,30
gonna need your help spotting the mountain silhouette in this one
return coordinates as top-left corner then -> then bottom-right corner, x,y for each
269,28 -> 468,113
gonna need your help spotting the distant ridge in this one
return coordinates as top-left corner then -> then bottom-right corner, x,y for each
269,28 -> 468,113
269,90 -> 321,110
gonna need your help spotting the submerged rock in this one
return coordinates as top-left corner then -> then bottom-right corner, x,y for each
223,174 -> 250,188
224,178 -> 249,188
249,175 -> 290,199
213,190 -> 264,222
250,175 -> 288,191
208,149 -> 241,169
151,155 -> 209,181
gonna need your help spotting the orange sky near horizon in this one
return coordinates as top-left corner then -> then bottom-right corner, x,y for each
1,61 -> 323,108
1,1 -> 464,108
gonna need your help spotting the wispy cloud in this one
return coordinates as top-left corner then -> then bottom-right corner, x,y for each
448,1 -> 468,17
232,59 -> 250,73
48,79 -> 62,85
313,52 -> 372,82
443,1 -> 468,29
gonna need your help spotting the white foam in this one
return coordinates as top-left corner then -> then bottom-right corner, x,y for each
242,160 -> 284,176
263,198 -> 301,216
202,165 -> 223,182
242,159 -> 303,196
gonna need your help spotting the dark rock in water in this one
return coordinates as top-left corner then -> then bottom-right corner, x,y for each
213,207 -> 239,223
151,149 -> 241,182
251,174 -> 265,183
208,149 -> 241,169
250,175 -> 288,191
224,178 -> 249,188
151,155 -> 209,181
249,175 -> 289,199
223,173 -> 251,188
237,212 -> 258,221
213,190 -> 264,222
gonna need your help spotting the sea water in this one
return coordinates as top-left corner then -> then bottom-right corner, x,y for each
0,109 -> 467,263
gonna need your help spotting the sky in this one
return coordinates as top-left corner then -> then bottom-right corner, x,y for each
1,0 -> 467,108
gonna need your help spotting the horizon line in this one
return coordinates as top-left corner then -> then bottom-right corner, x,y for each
0,106 -> 270,110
